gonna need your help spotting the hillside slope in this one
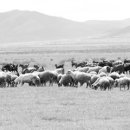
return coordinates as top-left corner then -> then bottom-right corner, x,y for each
0,10 -> 130,43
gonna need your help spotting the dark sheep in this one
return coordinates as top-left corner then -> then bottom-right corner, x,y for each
58,74 -> 74,87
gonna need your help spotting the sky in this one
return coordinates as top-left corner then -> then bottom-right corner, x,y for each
0,0 -> 130,22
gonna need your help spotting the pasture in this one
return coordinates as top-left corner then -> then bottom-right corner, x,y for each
0,38 -> 130,68
1,38 -> 130,130
1,85 -> 130,130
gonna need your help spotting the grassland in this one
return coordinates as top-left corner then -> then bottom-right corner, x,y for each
0,38 -> 130,130
0,38 -> 130,69
0,86 -> 130,130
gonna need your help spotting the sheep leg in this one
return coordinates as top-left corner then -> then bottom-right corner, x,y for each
74,81 -> 78,88
120,85 -> 121,91
128,83 -> 129,90
21,82 -> 24,87
124,85 -> 126,90
86,82 -> 88,88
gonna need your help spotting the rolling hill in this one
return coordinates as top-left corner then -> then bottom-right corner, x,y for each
0,10 -> 130,43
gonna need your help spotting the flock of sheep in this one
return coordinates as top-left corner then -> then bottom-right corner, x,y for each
0,58 -> 130,91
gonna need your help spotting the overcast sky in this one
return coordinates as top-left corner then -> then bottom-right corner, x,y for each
0,0 -> 130,21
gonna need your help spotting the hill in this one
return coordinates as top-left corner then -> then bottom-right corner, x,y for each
0,10 -> 130,43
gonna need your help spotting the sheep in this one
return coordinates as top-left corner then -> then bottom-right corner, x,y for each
111,64 -> 124,74
90,74 -> 100,87
58,74 -> 74,87
55,64 -> 64,69
0,72 -> 7,87
98,72 -> 107,77
14,73 -> 40,87
75,67 -> 90,73
98,66 -> 111,74
53,68 -> 64,74
113,60 -> 123,66
87,66 -> 102,73
22,67 -> 37,74
66,70 -> 91,87
89,71 -> 97,76
109,72 -> 120,80
119,73 -> 125,78
106,76 -> 115,90
3,72 -> 18,87
47,68 -> 65,86
0,72 -> 15,87
38,70 -> 58,86
10,74 -> 18,87
3,72 -> 12,87
57,74 -> 63,83
37,66 -> 45,72
92,77 -> 110,90
14,77 -> 21,87
115,77 -> 130,90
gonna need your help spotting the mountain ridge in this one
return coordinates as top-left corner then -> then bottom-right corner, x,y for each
0,10 -> 129,43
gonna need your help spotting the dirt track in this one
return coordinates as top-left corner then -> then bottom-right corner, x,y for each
0,85 -> 130,130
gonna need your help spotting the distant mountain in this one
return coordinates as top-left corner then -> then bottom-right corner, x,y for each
0,10 -> 130,43
108,26 -> 130,38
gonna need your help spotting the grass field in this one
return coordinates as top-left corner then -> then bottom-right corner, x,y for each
0,38 -> 130,68
0,85 -> 130,130
0,38 -> 130,130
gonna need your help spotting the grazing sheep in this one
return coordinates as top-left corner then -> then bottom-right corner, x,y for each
55,64 -> 64,69
4,72 -> 12,87
90,75 -> 100,86
66,70 -> 91,87
0,72 -> 16,87
92,77 -> 110,90
115,77 -> 130,90
98,66 -> 111,74
89,71 -> 97,76
38,71 -> 58,86
57,74 -> 63,83
19,64 -> 29,72
3,72 -> 18,87
14,76 -> 21,87
87,66 -> 102,73
10,74 -> 18,87
113,60 -> 123,66
71,60 -> 87,68
0,72 -> 7,87
2,64 -> 18,72
106,76 -> 115,89
109,72 -> 120,80
111,64 -> 124,74
54,68 -> 64,74
58,74 -> 74,87
98,60 -> 113,67
37,66 -> 45,72
119,73 -> 125,78
14,73 -> 40,87
98,72 -> 107,77
22,67 -> 37,74
75,67 -> 90,73
124,63 -> 130,74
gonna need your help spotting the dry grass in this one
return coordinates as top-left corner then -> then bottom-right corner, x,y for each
0,39 -> 130,67
0,85 -> 130,130
0,38 -> 130,130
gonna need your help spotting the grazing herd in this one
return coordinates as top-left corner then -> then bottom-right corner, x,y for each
0,58 -> 130,91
